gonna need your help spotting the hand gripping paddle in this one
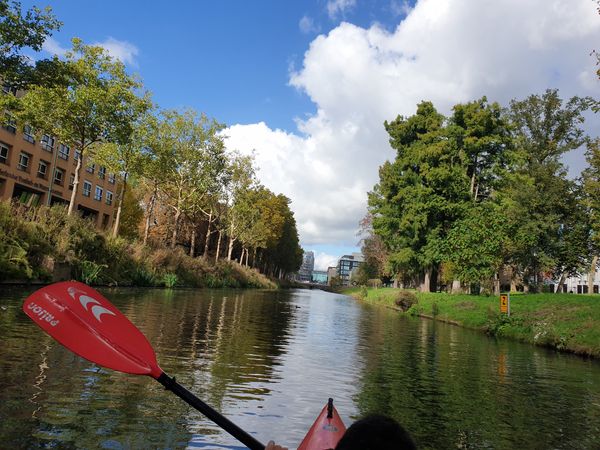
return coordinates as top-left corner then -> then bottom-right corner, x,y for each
22,281 -> 265,450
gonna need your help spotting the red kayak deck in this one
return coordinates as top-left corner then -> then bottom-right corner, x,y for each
297,399 -> 346,450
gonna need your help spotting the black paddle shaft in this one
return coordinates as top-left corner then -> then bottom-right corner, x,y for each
156,372 -> 265,450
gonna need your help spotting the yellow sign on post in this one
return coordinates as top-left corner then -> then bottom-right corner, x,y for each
500,294 -> 510,316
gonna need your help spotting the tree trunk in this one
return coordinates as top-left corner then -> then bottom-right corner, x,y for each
215,230 -> 222,263
203,211 -> 212,259
143,184 -> 157,245
510,266 -> 518,292
555,272 -> 566,293
68,149 -> 83,216
469,155 -> 478,201
451,279 -> 462,294
493,272 -> 500,295
420,268 -> 431,292
190,228 -> 196,257
170,207 -> 181,249
227,221 -> 235,260
170,188 -> 182,249
112,172 -> 127,238
588,256 -> 599,295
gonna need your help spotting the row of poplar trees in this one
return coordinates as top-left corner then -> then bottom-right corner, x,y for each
0,1 -> 303,278
365,90 -> 600,294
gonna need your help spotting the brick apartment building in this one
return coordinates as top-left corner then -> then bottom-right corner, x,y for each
0,104 -> 118,229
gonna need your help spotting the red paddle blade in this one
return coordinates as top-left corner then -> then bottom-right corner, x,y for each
23,281 -> 162,378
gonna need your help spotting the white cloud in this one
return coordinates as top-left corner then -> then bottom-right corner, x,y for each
327,0 -> 357,19
390,0 -> 413,17
314,252 -> 339,271
299,15 -> 320,34
42,37 -> 68,57
42,36 -> 139,66
93,37 -> 139,66
226,0 -> 600,249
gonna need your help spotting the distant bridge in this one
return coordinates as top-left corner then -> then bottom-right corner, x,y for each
292,282 -> 334,292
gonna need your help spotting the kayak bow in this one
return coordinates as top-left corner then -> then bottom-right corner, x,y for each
298,398 -> 346,450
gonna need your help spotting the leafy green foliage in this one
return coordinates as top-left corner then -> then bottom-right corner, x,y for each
0,201 -> 276,288
18,38 -> 150,216
370,90 -> 593,292
0,0 -> 61,89
77,260 -> 106,285
161,272 -> 178,288
359,285 -> 369,299
444,203 -> 507,284
583,139 -> 600,255
395,290 -> 418,312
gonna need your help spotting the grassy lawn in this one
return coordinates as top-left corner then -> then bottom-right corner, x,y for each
342,287 -> 600,357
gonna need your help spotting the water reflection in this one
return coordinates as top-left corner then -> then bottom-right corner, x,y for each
2,286 -> 600,449
354,306 -> 600,449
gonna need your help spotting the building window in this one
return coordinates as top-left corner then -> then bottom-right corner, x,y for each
3,115 -> 16,134
23,125 -> 35,144
106,191 -> 113,206
54,168 -> 64,185
38,160 -> 49,179
94,186 -> 103,201
83,181 -> 92,197
0,142 -> 9,164
74,149 -> 81,162
108,173 -> 116,184
41,135 -> 55,152
68,174 -> 75,190
86,163 -> 95,174
58,144 -> 70,160
98,166 -> 106,179
17,152 -> 31,171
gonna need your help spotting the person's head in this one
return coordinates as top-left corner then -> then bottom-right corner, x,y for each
335,414 -> 416,450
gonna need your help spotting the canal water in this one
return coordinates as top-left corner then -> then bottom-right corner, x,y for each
1,287 -> 600,449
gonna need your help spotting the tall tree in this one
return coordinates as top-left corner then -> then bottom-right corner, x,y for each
224,153 -> 258,261
139,113 -> 171,245
357,213 -> 389,283
18,38 -> 147,216
369,101 -> 469,291
503,89 -> 590,289
0,0 -> 61,90
268,197 -> 303,278
92,109 -> 152,237
582,138 -> 600,293
450,97 -> 510,201
441,98 -> 512,292
158,109 -> 226,249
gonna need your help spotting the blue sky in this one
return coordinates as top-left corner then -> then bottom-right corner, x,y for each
33,0 -> 409,132
24,0 -> 600,270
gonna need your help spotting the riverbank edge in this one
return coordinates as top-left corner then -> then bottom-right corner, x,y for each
0,257 -> 279,290
341,287 -> 600,359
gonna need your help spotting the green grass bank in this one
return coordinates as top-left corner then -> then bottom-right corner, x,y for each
0,202 -> 276,289
343,286 -> 600,358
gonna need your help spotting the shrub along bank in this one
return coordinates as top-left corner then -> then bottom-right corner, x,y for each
0,202 -> 276,289
344,286 -> 600,358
